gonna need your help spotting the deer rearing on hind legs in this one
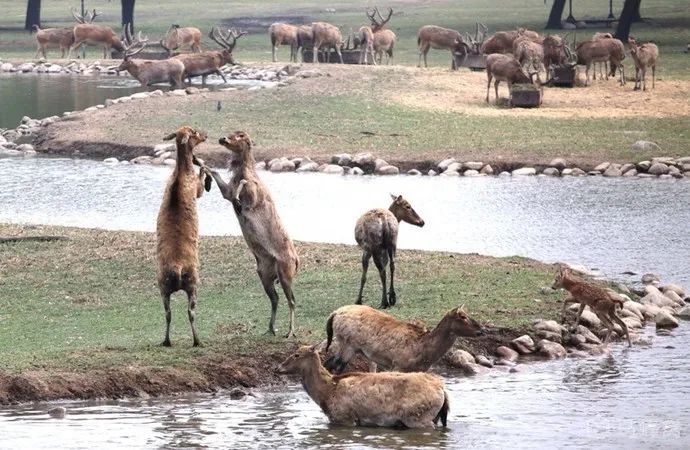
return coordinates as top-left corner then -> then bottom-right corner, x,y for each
355,195 -> 425,309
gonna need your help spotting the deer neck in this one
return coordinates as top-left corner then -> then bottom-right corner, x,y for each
388,205 -> 403,223
560,275 -> 578,292
175,143 -> 194,172
300,358 -> 335,408
420,316 -> 457,367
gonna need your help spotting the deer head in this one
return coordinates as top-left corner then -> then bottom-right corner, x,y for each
163,126 -> 207,151
218,131 -> 253,155
552,267 -> 573,290
209,27 -> 247,65
389,194 -> 425,227
446,305 -> 484,337
276,345 -> 320,374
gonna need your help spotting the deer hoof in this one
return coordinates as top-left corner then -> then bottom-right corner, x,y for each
284,331 -> 296,339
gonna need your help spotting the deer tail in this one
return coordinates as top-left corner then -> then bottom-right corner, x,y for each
325,313 -> 335,353
434,390 -> 450,428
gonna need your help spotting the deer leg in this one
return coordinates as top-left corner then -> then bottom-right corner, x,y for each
652,65 -> 655,89
206,169 -> 233,200
215,70 -> 227,84
277,264 -> 297,339
573,302 -> 586,329
356,251 -> 371,305
599,313 -> 614,344
161,292 -> 172,347
486,74 -> 492,103
186,287 -> 201,347
423,47 -> 429,68
387,245 -> 397,306
372,251 -> 388,309
494,80 -> 500,104
336,47 -> 343,64
258,268 -> 279,336
611,312 -> 632,347
312,44 -> 319,63
604,61 -> 609,81
585,64 -> 591,86
561,296 -> 576,323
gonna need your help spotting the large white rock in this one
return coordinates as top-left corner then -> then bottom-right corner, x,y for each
437,157 -> 456,171
631,140 -> 660,152
321,164 -> 344,174
512,167 -> 536,176
511,335 -> 535,354
495,345 -> 519,363
296,162 -> 319,172
536,339 -> 567,359
655,311 -> 679,329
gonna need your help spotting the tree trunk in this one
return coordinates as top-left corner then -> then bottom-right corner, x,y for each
25,0 -> 41,31
545,0 -> 567,29
632,0 -> 642,22
122,0 -> 136,29
615,0 -> 641,42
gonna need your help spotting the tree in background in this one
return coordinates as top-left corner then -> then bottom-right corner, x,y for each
25,0 -> 41,30
616,0 -> 642,41
122,0 -> 136,29
545,0 -> 566,29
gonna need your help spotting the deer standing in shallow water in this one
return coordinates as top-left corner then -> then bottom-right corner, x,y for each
552,267 -> 631,347
355,195 -> 424,309
204,131 -> 299,337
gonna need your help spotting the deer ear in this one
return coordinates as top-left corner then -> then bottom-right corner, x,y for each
163,132 -> 177,141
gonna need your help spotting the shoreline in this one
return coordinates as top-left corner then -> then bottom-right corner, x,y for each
0,224 -> 687,405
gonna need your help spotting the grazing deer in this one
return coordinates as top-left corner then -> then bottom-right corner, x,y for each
157,126 -> 209,347
364,7 -> 396,65
628,37 -> 659,91
68,8 -> 124,59
295,25 -> 313,62
513,36 -> 545,80
33,25 -> 75,59
481,28 -> 541,55
355,194 -> 425,309
542,34 -> 571,68
268,23 -> 299,62
552,267 -> 631,347
485,53 -> 535,103
204,131 -> 299,338
277,345 -> 450,429
117,28 -> 185,89
325,305 -> 483,373
417,25 -> 470,68
575,38 -> 626,86
160,24 -> 202,56
311,22 -> 344,63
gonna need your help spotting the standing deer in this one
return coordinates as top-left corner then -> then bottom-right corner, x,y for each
361,7 -> 396,65
485,53 -> 535,103
311,22 -> 344,63
204,131 -> 299,338
174,27 -> 245,84
33,25 -> 75,59
157,126 -> 209,347
628,37 -> 659,91
117,28 -> 186,89
207,26 -> 247,67
68,8 -> 124,59
591,32 -> 614,80
355,195 -> 425,309
295,25 -> 313,62
542,34 -> 569,68
417,25 -> 470,69
575,38 -> 626,86
268,23 -> 299,62
160,24 -> 202,56
358,26 -> 375,65
513,36 -> 545,80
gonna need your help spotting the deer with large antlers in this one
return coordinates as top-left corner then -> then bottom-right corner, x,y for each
117,27 -> 186,89
366,7 -> 396,65
172,27 -> 245,84
160,24 -> 202,56
68,8 -> 124,59
33,25 -> 75,59
417,25 -> 470,69
311,22 -> 344,64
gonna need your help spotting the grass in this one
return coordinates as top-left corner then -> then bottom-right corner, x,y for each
0,223 -> 564,375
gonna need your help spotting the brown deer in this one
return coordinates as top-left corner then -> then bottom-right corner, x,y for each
357,26 -> 375,65
481,27 -> 541,55
33,25 -> 75,59
173,28 -> 245,84
485,53 -> 535,103
68,8 -> 125,59
325,305 -> 483,373
268,23 -> 299,62
513,36 -> 545,79
160,24 -> 202,56
157,126 -> 210,347
417,25 -> 470,68
542,34 -> 570,68
117,28 -> 186,89
311,22 -> 344,63
591,32 -> 614,80
277,346 -> 450,429
552,267 -> 631,347
628,37 -> 659,91
207,26 -> 247,66
575,38 -> 626,86
365,7 -> 396,65
355,194 -> 424,309
295,25 -> 313,62
204,131 -> 299,338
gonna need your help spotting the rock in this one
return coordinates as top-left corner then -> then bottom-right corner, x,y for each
498,171 -> 511,177
668,166 -> 683,178
463,169 -> 480,177
631,140 -> 660,152
170,89 -> 187,96
444,162 -> 462,173
48,407 -> 66,418
376,165 -> 399,175
163,158 -> 176,166
228,387 -> 249,399
642,273 -> 660,285
153,143 -> 175,155
296,69 -> 323,78
619,163 -> 634,173
593,162 -> 610,172
463,161 -> 483,171
655,311 -> 679,329
663,283 -> 686,298
542,167 -> 560,176
441,169 -> 460,177
480,164 -> 494,175
579,309 -> 601,328
103,157 -> 118,164
185,87 -> 200,95
130,155 -> 153,164
475,355 -> 493,368
677,306 -> 690,320
18,63 -> 35,72
536,329 -> 562,343
603,166 -> 622,177
622,168 -> 638,177
622,316 -> 643,329
427,169 -> 437,176
511,335 -> 536,354
495,345 -> 519,363
0,62 -> 13,72
407,169 -> 422,176
659,174 -> 673,180
642,303 -> 661,321
536,339 -> 567,359
349,167 -> 364,175
652,156 -> 676,166
664,290 -> 685,307
437,158 -> 456,171
622,301 -> 645,321
130,92 -> 149,99
549,158 -> 567,169
321,164 -> 344,174
254,161 -> 266,171
352,152 -> 375,170
512,167 -> 536,176
569,334 -> 586,346
335,153 -> 352,166
636,160 -> 651,172
444,349 -> 475,367
570,168 -> 586,176
561,168 -> 573,176
296,162 -> 319,172
374,158 -> 389,171
641,291 -> 677,309
533,319 -> 563,334
16,143 -> 34,153
648,162 -> 669,175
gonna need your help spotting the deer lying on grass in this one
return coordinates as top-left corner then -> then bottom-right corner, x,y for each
160,24 -> 202,56
33,25 -> 75,59
204,131 -> 299,337
355,194 -> 424,309
325,305 -> 483,373
485,53 -> 537,103
68,8 -> 124,59
268,23 -> 299,62
117,28 -> 185,89
575,37 -> 626,86
277,346 -> 450,429
157,126 -> 210,347
416,25 -> 470,68
173,28 -> 245,84
311,22 -> 344,63
552,267 -> 631,347
628,37 -> 659,91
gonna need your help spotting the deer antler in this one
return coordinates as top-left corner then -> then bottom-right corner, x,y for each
71,7 -> 85,23
122,25 -> 148,59
87,9 -> 99,23
374,7 -> 393,27
365,8 -> 377,25
209,27 -> 246,51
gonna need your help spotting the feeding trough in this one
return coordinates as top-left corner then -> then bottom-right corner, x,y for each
301,48 -> 372,64
453,52 -> 487,71
548,64 -> 577,87
510,83 -> 542,108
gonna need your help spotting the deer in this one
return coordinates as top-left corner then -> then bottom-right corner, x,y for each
575,37 -> 626,86
68,8 -> 124,59
542,34 -> 570,68
268,23 -> 299,62
417,25 -> 470,69
628,37 -> 659,91
485,53 -> 537,103
160,24 -> 202,56
295,25 -> 313,62
203,131 -> 299,338
481,28 -> 541,55
325,305 -> 483,373
590,32 -> 614,80
277,345 -> 450,429
173,27 -> 245,84
357,26 -> 375,65
355,194 -> 424,309
552,267 -> 631,347
311,22 -> 344,63
157,126 -> 210,347
117,28 -> 186,89
33,25 -> 75,59
364,7 -> 396,65
513,36 -> 545,81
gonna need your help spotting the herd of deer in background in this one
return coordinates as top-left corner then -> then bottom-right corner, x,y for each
30,7 -> 660,97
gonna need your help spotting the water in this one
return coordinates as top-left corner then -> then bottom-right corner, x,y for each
1,327 -> 688,449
